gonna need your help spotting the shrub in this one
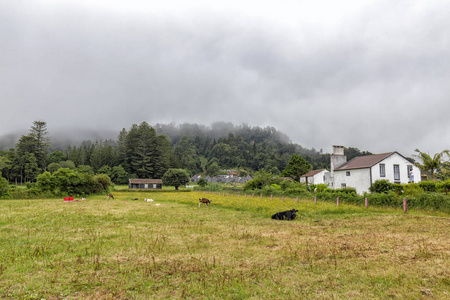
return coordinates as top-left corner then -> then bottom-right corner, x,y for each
262,185 -> 284,197
284,187 -> 312,198
0,176 -> 8,198
270,184 -> 281,190
366,191 -> 402,207
243,171 -> 275,191
198,178 -> 207,187
392,183 -> 404,195
37,171 -> 55,192
207,182 -> 222,192
36,168 -> 103,196
280,179 -> 294,190
316,187 -> 360,205
419,181 -> 436,192
407,192 -> 450,212
403,183 -> 424,197
369,179 -> 394,193
311,184 -> 329,193
436,180 -> 450,193
93,174 -> 112,193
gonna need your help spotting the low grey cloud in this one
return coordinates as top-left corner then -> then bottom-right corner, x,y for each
1,0 -> 449,157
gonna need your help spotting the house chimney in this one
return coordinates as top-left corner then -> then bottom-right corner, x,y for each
330,145 -> 347,177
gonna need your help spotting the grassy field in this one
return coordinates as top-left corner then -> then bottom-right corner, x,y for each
0,192 -> 449,299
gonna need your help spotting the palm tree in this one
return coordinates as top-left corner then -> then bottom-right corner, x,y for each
414,149 -> 450,180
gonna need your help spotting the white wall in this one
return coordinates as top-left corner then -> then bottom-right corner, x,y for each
371,153 -> 420,184
313,170 -> 328,184
334,168 -> 371,194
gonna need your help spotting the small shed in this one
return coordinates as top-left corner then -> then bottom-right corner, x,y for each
128,179 -> 163,190
300,169 -> 329,185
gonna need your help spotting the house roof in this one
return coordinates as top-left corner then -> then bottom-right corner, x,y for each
334,152 -> 396,171
129,179 -> 163,184
301,169 -> 327,177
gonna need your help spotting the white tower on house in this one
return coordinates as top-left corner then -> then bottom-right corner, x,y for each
330,145 -> 347,186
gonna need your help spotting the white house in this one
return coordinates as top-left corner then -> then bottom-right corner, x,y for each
330,145 -> 420,194
300,169 -> 329,185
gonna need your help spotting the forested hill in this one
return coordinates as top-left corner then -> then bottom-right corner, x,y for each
152,122 -> 331,174
0,121 -> 372,184
154,122 -> 292,146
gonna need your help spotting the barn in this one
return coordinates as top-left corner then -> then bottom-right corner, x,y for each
128,179 -> 163,190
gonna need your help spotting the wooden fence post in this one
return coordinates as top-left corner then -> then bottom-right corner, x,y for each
403,198 -> 407,213
282,195 -> 285,202
314,196 -> 317,205
297,196 -> 299,203
260,193 -> 263,199
337,197 -> 340,206
271,195 -> 273,200
365,197 -> 368,208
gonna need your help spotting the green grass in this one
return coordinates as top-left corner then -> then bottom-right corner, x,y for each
0,192 -> 449,299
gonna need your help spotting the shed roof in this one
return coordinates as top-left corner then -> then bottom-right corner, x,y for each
129,179 -> 163,184
335,152 -> 396,171
301,169 -> 327,177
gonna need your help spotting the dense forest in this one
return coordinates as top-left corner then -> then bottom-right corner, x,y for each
0,121 -> 372,185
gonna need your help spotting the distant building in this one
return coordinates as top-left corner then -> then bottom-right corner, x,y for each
198,174 -> 252,184
191,175 -> 202,183
128,179 -> 162,189
330,145 -> 420,194
300,169 -> 329,185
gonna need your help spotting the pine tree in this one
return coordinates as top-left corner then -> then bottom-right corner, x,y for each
28,121 -> 50,170
132,122 -> 157,178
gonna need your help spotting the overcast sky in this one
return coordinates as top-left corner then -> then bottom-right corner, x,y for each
1,0 -> 449,156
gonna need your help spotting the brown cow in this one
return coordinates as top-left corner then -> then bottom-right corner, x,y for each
198,198 -> 211,207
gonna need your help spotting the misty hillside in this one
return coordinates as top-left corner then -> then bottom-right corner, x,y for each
0,121 -> 374,185
1,122 -> 304,153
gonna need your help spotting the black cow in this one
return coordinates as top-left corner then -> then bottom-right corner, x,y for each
271,209 -> 298,220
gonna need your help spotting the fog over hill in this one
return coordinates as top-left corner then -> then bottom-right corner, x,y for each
0,122 -> 298,153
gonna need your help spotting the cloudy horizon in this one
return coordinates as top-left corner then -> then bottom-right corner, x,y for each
1,0 -> 449,157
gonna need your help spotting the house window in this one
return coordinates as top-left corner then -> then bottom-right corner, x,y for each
380,164 -> 386,177
341,183 -> 347,188
394,165 -> 400,181
346,171 -> 351,176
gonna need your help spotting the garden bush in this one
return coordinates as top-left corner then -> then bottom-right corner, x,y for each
366,191 -> 402,207
436,179 -> 450,193
419,181 -> 437,192
403,183 -> 424,197
315,187 -> 361,205
407,192 -> 450,212
369,179 -> 394,193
